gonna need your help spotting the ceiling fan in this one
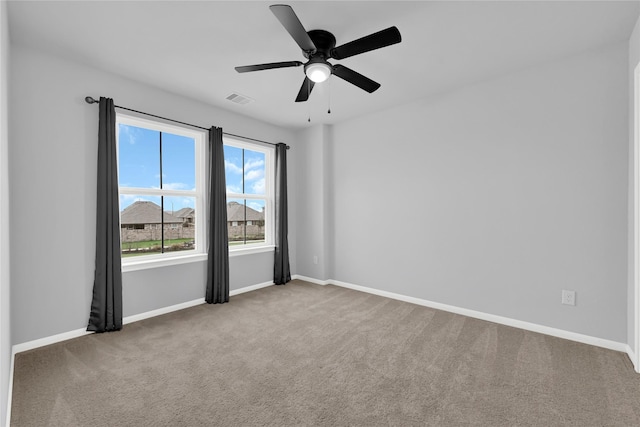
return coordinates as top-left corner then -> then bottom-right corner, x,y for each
235,4 -> 402,102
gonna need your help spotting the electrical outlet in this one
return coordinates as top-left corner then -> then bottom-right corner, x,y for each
313,256 -> 318,265
561,290 -> 576,306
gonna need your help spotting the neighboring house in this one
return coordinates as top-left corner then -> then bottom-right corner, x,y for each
226,201 -> 265,242
120,200 -> 263,244
173,207 -> 195,227
120,201 -> 193,243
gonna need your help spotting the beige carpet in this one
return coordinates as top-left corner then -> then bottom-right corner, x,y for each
10,280 -> 640,426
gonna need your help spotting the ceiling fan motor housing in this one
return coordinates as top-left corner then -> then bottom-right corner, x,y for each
304,29 -> 337,59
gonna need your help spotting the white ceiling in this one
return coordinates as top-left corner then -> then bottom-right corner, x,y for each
7,1 -> 640,130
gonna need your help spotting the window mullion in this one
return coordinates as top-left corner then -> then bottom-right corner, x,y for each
119,188 -> 197,197
160,132 -> 164,253
235,194 -> 265,201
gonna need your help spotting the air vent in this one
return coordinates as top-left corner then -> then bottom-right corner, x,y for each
225,92 -> 254,105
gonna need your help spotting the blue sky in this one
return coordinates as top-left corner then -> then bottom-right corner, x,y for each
223,145 -> 265,195
118,124 -> 266,213
224,145 -> 266,212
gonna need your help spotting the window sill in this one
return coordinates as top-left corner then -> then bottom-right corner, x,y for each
229,245 -> 275,257
121,245 -> 275,272
122,252 -> 208,273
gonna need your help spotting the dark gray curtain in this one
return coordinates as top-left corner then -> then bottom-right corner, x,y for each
87,97 -> 123,332
274,143 -> 291,285
206,126 -> 230,303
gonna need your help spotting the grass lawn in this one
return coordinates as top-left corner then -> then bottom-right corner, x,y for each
122,238 -> 194,257
229,240 -> 265,246
122,238 -> 266,257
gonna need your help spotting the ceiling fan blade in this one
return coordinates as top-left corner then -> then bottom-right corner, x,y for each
295,77 -> 315,102
331,26 -> 401,60
270,5 -> 316,53
235,61 -> 303,73
332,64 -> 381,93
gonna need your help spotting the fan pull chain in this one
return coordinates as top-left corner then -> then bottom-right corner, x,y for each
307,79 -> 311,122
327,77 -> 331,114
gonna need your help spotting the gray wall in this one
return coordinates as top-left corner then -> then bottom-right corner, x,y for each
291,124 -> 333,281
628,15 -> 640,357
0,1 -> 10,425
295,42 -> 629,343
9,44 -> 296,345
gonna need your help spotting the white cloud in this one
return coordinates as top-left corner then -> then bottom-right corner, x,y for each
119,125 -> 139,145
226,184 -> 241,193
162,182 -> 189,190
225,160 -> 242,174
245,159 -> 264,171
251,178 -> 265,194
244,169 -> 264,181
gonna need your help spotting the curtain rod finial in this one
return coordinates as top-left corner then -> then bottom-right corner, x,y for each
85,96 -> 98,104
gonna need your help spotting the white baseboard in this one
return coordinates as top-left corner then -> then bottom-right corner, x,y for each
123,298 -> 205,325
12,328 -> 92,355
5,343 -> 14,427
118,280 -> 274,325
323,278 -> 628,354
626,345 -> 639,372
292,274 -> 329,285
230,280 -> 274,296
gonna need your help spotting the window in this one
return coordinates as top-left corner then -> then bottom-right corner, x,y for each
224,137 -> 274,251
117,114 -> 206,265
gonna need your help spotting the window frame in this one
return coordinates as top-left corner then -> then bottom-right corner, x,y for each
223,136 -> 275,255
116,113 -> 207,271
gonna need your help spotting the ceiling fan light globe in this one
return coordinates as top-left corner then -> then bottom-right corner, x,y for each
305,62 -> 331,83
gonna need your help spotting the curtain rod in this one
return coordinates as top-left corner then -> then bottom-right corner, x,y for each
84,96 -> 289,149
